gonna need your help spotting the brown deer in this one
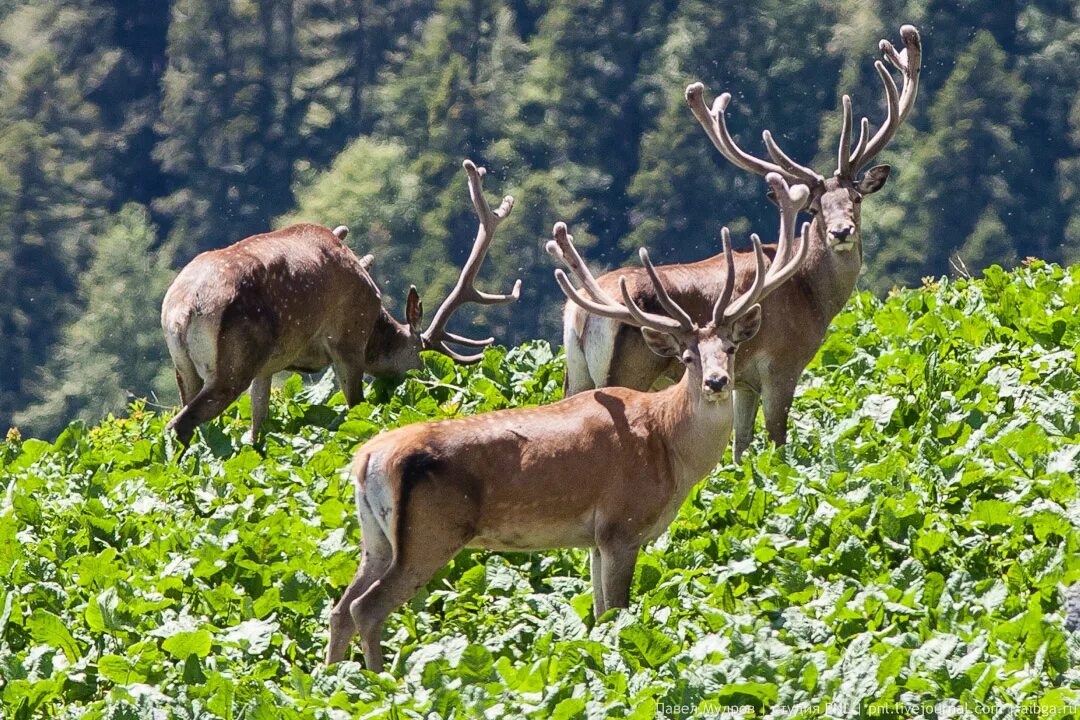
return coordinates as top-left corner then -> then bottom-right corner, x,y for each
325,173 -> 811,672
563,25 -> 921,461
160,160 -> 520,446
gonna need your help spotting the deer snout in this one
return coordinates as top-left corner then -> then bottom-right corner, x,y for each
704,375 -> 729,393
829,225 -> 854,241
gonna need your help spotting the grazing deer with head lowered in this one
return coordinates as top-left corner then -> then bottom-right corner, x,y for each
325,173 -> 811,672
563,25 -> 921,461
161,160 -> 520,446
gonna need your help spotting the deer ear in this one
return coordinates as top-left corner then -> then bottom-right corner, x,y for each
640,327 -> 682,358
405,286 -> 423,332
857,165 -> 891,195
730,304 -> 762,344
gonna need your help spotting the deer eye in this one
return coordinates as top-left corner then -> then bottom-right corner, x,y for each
725,346 -> 736,355
681,352 -> 694,364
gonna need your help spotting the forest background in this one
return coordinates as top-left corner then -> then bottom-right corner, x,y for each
1,0 -> 1077,438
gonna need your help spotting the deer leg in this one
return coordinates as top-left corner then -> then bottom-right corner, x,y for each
244,375 -> 272,443
590,547 -> 606,617
350,541 -> 463,673
761,375 -> 798,448
174,367 -> 204,407
350,488 -> 473,673
598,541 -> 640,612
326,496 -> 393,665
733,385 -> 761,463
167,316 -> 272,446
332,361 -> 365,406
166,378 -> 249,446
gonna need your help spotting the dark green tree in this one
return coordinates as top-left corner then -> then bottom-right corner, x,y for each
862,31 -> 1031,288
13,204 -> 174,438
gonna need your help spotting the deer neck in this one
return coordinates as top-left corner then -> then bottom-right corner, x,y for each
650,373 -> 734,488
795,217 -> 862,322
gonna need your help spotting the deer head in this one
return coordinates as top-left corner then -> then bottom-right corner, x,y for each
685,25 -> 921,253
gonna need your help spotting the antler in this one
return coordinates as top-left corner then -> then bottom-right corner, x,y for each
842,24 -> 921,176
421,160 -> 521,363
547,224 -> 695,336
719,173 -> 811,323
685,83 -> 824,186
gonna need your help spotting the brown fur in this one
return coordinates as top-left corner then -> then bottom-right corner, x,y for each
161,223 -> 416,445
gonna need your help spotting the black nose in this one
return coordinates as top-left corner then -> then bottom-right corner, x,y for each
830,226 -> 854,240
704,376 -> 729,392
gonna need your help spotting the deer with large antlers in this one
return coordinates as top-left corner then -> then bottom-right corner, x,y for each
563,25 -> 921,461
325,174 -> 810,672
161,160 -> 520,445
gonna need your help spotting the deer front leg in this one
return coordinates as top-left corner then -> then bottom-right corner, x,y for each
761,372 -> 798,448
244,375 -> 272,444
733,385 -> 760,462
597,541 -> 640,612
331,359 -> 365,406
590,547 -> 606,617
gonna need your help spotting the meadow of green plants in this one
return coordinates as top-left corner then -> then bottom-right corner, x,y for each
2,261 -> 1079,718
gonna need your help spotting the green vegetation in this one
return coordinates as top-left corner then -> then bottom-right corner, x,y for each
2,262 -> 1078,717
3,1 -> 1080,435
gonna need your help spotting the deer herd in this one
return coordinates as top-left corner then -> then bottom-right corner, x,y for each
161,26 -> 922,671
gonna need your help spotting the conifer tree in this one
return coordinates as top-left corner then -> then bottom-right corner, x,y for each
862,31 -> 1030,289
14,204 -> 174,438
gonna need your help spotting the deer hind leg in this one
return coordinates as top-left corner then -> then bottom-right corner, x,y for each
733,385 -> 761,463
166,313 -> 273,446
174,367 -> 204,407
326,494 -> 393,665
349,485 -> 474,673
562,323 -> 594,396
166,335 -> 203,407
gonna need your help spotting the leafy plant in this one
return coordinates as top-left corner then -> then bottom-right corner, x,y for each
1,263 -> 1079,718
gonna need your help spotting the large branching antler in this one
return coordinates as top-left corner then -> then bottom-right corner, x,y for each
841,25 -> 921,176
685,83 -> 824,187
421,160 -> 522,363
718,173 -> 811,323
547,224 -> 695,336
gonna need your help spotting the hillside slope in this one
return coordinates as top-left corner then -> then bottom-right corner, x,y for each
1,262 -> 1079,718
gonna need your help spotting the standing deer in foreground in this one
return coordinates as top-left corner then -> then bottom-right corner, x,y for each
563,25 -> 921,461
325,173 -> 810,672
161,160 -> 520,445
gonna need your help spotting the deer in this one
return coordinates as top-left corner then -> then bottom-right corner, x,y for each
160,159 -> 520,446
324,173 -> 811,672
562,25 -> 921,462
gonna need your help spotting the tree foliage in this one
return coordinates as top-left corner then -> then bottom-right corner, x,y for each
14,204 -> 175,437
